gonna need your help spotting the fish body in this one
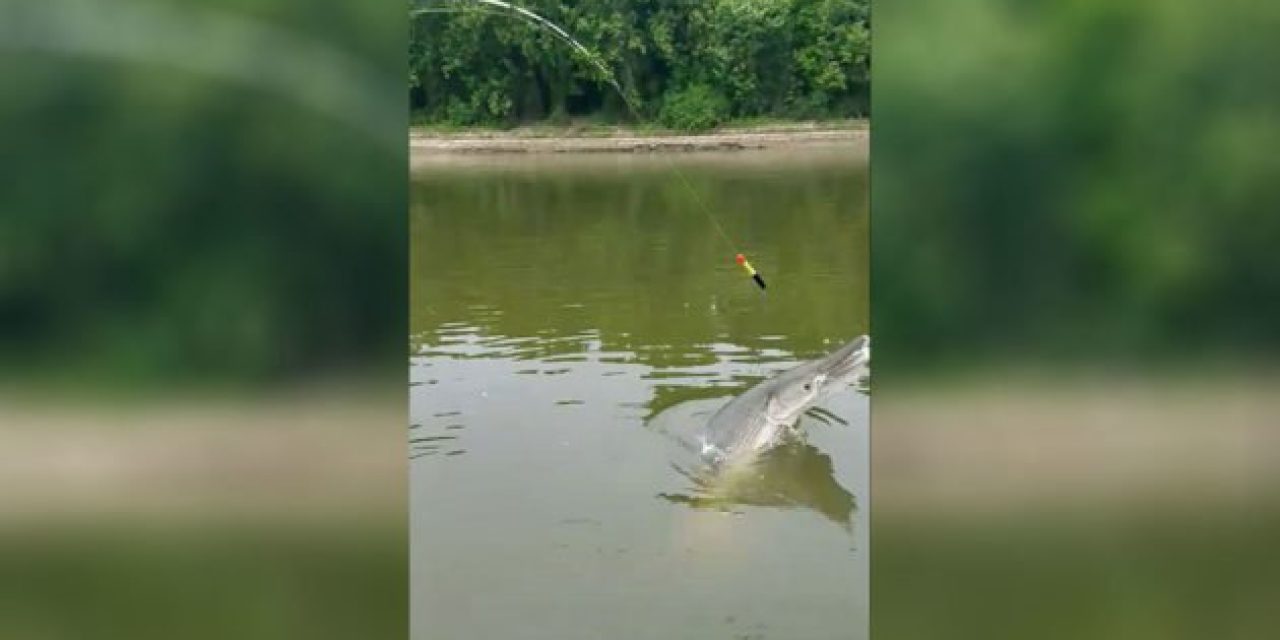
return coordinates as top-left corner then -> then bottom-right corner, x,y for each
700,335 -> 869,467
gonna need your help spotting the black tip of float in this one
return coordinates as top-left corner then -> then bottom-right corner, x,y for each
752,273 -> 767,290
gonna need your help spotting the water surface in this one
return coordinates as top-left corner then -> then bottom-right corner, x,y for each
411,145 -> 868,640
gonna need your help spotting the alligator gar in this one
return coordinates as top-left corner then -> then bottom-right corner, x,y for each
698,335 -> 870,467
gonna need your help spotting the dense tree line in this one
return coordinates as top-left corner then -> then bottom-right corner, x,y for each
409,0 -> 870,129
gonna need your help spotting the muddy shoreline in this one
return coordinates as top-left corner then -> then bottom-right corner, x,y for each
409,125 -> 868,156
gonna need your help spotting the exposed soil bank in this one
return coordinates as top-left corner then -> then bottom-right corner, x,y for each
410,123 -> 868,156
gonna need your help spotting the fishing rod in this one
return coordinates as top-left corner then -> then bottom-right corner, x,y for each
412,0 -> 768,291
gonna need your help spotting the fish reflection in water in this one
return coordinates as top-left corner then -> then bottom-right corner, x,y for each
647,396 -> 860,531
660,439 -> 857,530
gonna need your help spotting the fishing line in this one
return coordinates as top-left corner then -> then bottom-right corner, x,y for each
412,0 -> 768,291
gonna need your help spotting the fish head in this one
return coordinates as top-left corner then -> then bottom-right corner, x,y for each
765,375 -> 824,423
765,335 -> 871,424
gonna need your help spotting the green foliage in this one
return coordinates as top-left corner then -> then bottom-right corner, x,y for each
2,527 -> 405,640
409,0 -> 871,127
658,84 -> 729,131
873,0 -> 1280,368
1,0 -> 405,384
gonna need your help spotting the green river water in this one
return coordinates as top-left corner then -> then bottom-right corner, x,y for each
411,144 -> 869,640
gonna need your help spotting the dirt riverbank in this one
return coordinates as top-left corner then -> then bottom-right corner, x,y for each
409,123 -> 868,155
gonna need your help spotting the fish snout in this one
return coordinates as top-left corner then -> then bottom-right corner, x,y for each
825,334 -> 871,383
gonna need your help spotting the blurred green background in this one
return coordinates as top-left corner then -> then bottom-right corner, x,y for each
7,0 -> 1280,636
1,0 -> 404,385
875,0 -> 1280,368
873,0 -> 1280,637
0,0 -> 405,638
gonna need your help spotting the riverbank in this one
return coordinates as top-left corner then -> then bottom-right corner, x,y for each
409,121 -> 868,155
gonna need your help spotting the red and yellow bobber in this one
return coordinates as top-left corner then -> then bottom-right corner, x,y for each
735,253 -> 767,291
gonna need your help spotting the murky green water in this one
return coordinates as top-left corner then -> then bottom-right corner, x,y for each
411,145 -> 869,640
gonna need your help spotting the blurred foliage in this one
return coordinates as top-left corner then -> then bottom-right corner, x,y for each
0,0 -> 408,638
875,0 -> 1280,371
0,526 -> 404,640
409,0 -> 870,127
873,0 -> 1280,370
872,0 -> 1280,637
876,511 -> 1280,639
0,0 -> 405,386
